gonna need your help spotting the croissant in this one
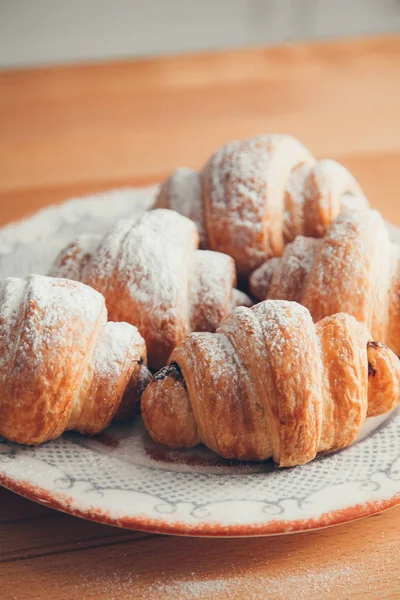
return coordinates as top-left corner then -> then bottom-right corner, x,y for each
0,275 -> 150,445
250,209 -> 400,356
155,133 -> 368,276
50,209 -> 251,369
142,300 -> 400,467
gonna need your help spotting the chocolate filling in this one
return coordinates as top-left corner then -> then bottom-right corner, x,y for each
153,362 -> 185,385
367,341 -> 382,350
367,341 -> 382,377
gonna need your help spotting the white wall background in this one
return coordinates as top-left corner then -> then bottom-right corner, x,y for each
1,0 -> 400,68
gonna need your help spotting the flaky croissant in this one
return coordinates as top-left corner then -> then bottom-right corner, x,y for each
155,133 -> 368,276
50,209 -> 251,369
0,275 -> 150,445
142,300 -> 400,467
250,209 -> 400,356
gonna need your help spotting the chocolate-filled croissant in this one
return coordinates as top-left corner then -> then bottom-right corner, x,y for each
50,209 -> 251,369
142,300 -> 400,467
156,134 -> 368,276
0,275 -> 150,445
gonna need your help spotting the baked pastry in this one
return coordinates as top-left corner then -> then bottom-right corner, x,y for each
0,275 -> 150,445
155,134 -> 368,276
142,300 -> 400,467
50,209 -> 251,369
250,209 -> 400,356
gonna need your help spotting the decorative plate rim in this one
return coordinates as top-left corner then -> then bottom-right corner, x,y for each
1,472 -> 399,537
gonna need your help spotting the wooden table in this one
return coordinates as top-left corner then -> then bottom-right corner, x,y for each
1,36 -> 400,599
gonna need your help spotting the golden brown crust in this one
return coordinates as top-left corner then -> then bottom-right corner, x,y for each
155,134 -> 367,276
387,243 -> 400,354
51,210 -> 251,369
367,341 -> 400,417
250,209 -> 400,355
284,159 -> 366,242
315,314 -> 368,452
141,363 -> 200,448
0,275 -> 150,445
142,300 -> 400,467
251,237 -> 321,303
114,361 -> 152,421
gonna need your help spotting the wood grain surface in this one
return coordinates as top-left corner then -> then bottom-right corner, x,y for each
0,35 -> 400,600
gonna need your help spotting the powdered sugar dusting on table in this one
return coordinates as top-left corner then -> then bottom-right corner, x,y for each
83,536 -> 396,600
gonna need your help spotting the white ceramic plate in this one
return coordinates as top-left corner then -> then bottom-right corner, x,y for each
0,189 -> 399,536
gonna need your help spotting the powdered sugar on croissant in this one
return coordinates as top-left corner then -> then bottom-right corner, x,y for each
50,209 -> 251,369
142,300 -> 400,467
156,134 -> 368,276
250,209 -> 400,356
0,275 -> 150,445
